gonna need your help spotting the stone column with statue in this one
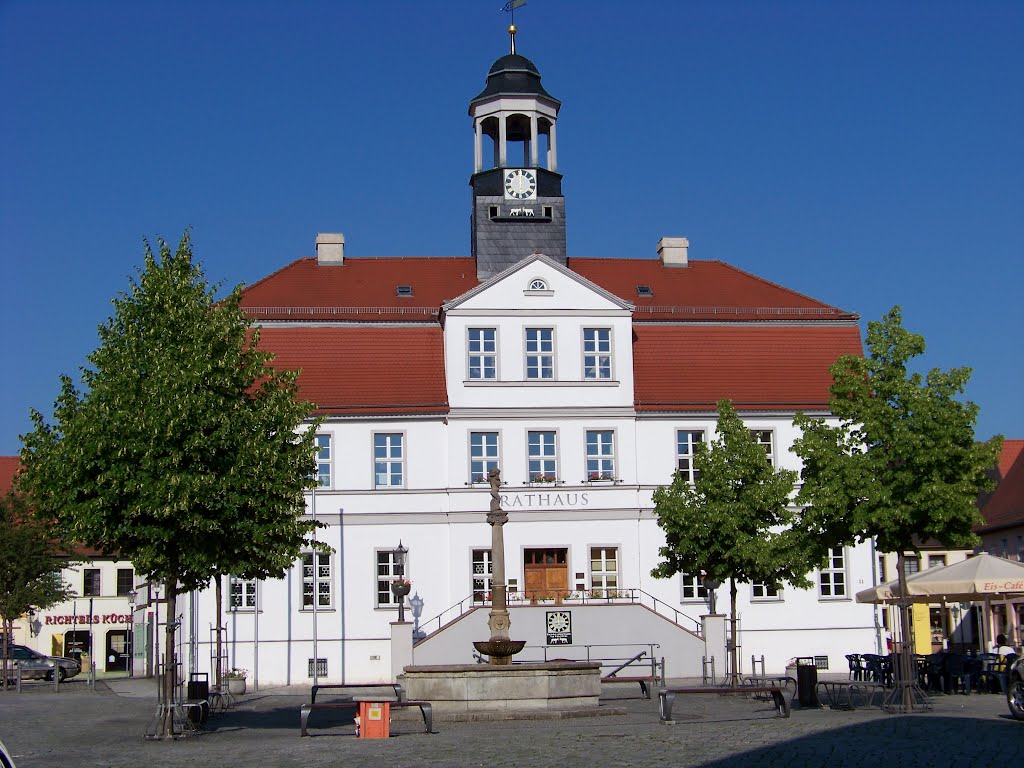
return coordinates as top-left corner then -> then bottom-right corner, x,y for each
473,468 -> 525,664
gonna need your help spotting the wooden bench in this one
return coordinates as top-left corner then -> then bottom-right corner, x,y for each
601,675 -> 658,699
658,686 -> 790,722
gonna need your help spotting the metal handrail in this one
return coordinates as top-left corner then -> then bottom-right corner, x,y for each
417,588 -> 701,642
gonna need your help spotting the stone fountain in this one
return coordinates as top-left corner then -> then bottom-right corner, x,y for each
398,468 -> 602,717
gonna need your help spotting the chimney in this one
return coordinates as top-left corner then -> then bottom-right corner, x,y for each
657,237 -> 688,267
316,233 -> 345,265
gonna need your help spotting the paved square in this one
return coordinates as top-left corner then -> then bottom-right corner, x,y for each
1,678 -> 1020,767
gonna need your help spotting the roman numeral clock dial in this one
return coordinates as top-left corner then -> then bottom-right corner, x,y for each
504,168 -> 537,200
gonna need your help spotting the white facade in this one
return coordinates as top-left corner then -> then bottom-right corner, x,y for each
143,256 -> 878,687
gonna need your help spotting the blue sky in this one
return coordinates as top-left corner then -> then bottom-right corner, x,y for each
2,0 -> 1020,456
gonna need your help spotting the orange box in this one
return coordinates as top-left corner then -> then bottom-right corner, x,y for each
357,701 -> 390,739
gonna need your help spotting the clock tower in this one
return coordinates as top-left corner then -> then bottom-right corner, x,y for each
469,28 -> 565,279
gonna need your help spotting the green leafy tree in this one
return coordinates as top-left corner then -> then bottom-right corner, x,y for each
651,399 -> 805,682
793,306 -> 1002,710
18,232 -> 323,735
0,489 -> 74,689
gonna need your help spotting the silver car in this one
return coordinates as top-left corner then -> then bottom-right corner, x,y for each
1,644 -> 81,682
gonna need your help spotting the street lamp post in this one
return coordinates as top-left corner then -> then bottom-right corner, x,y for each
127,590 -> 137,677
391,542 -> 410,623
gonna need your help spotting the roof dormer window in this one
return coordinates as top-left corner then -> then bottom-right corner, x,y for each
636,285 -> 653,297
396,285 -> 413,297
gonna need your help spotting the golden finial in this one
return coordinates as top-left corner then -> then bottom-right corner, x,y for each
509,24 -> 517,54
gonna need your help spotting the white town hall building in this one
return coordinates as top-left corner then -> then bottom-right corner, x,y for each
18,38 -> 882,686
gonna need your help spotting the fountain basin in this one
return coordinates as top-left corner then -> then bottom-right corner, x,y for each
400,661 -> 602,714
473,639 -> 527,664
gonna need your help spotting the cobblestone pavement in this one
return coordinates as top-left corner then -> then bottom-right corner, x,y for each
1,678 -> 1020,768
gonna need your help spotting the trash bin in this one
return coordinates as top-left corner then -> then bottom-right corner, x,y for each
796,657 -> 820,708
187,672 -> 209,701
357,701 -> 390,739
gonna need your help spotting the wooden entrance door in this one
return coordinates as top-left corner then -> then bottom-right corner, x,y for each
524,548 -> 568,601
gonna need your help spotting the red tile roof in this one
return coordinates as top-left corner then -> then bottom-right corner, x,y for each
241,257 -> 479,322
243,255 -> 861,415
0,456 -> 20,495
242,256 -> 856,323
633,324 -> 863,411
571,259 -> 856,321
258,326 -> 448,415
978,440 -> 1024,532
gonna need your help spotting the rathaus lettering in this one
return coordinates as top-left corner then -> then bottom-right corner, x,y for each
500,492 -> 589,508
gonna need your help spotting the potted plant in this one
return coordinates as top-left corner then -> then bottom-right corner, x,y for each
391,578 -> 412,601
225,667 -> 248,695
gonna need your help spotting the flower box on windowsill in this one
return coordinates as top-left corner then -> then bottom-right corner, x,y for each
528,475 -> 559,486
585,474 -> 617,484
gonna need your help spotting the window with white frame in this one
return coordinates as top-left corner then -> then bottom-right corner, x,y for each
590,547 -> 618,596
467,328 -> 497,380
527,430 -> 557,482
676,430 -> 704,483
751,581 -> 782,600
374,433 -> 404,488
302,552 -> 332,609
904,555 -> 920,576
472,549 -> 493,601
376,549 -> 408,607
229,576 -> 257,610
680,572 -> 707,601
585,430 -> 615,481
927,554 -> 946,569
525,328 -> 554,379
314,434 -> 331,488
819,547 -> 847,598
583,328 -> 612,380
470,432 -> 499,484
750,430 -> 774,466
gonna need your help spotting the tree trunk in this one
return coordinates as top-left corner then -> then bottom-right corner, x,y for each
1,617 -> 10,690
160,576 -> 178,739
895,551 -> 915,711
215,575 -> 223,690
729,577 -> 739,686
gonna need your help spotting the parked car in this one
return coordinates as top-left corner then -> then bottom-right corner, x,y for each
1008,656 -> 1024,720
1,644 -> 81,682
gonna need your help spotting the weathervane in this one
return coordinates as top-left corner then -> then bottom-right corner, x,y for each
501,0 -> 527,54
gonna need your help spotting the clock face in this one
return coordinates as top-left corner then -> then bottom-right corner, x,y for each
504,168 -> 537,200
546,610 -> 571,634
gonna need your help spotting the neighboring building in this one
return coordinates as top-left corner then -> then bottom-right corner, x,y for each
14,38 -> 882,685
1,458 -> 139,676
976,439 -> 1024,645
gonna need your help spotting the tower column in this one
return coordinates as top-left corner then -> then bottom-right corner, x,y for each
498,112 -> 508,167
530,114 -> 539,167
548,121 -> 557,172
474,119 -> 483,173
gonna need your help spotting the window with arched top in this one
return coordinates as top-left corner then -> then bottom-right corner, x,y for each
528,278 -> 548,291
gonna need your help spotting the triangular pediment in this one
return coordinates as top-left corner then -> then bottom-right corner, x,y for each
444,253 -> 633,313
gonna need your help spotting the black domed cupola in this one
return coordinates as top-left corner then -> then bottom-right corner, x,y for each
469,25 -> 566,279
